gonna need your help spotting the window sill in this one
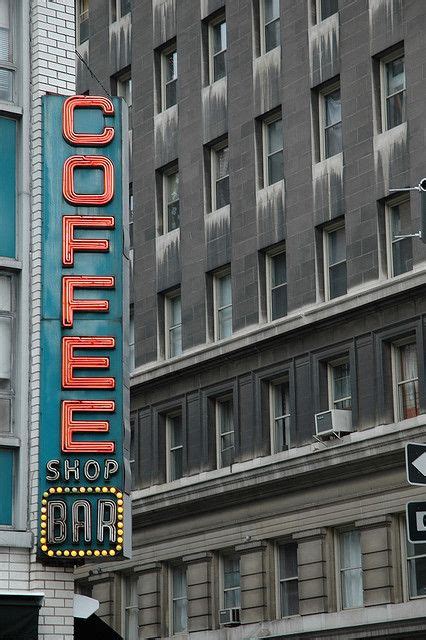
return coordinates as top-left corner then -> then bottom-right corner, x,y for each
0,530 -> 32,548
0,103 -> 22,118
0,257 -> 22,270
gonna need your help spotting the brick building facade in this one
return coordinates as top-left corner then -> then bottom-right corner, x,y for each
76,0 -> 426,638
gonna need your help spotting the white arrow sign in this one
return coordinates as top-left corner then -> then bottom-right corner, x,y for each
413,453 -> 426,477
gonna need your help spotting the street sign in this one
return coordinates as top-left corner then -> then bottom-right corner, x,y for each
405,442 -> 426,486
406,501 -> 426,543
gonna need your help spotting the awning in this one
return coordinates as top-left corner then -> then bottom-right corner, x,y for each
75,613 -> 123,640
0,593 -> 43,640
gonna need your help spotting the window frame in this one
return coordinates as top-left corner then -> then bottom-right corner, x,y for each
262,113 -> 284,188
161,44 -> 178,112
385,195 -> 412,278
121,574 -> 138,640
400,518 -> 426,601
323,220 -> 346,301
269,377 -> 291,454
319,81 -> 342,161
164,290 -> 182,359
380,48 -> 406,132
266,247 -> 287,321
109,0 -> 130,23
0,0 -> 16,104
76,0 -> 89,45
315,0 -> 339,23
335,528 -> 364,611
210,140 -> 230,212
276,541 -> 299,618
259,0 -> 281,55
162,165 -> 180,234
391,337 -> 420,422
169,564 -> 188,635
327,355 -> 352,411
215,394 -> 235,469
213,268 -> 232,341
166,410 -> 184,482
208,14 -> 227,84
220,553 -> 241,609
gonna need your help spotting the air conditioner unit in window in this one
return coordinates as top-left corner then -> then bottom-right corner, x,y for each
219,607 -> 241,627
314,409 -> 353,439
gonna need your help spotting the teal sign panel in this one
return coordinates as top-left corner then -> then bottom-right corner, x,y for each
0,449 -> 13,525
39,95 -> 130,562
0,117 -> 16,258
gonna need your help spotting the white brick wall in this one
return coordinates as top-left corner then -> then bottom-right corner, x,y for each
28,1 -> 76,638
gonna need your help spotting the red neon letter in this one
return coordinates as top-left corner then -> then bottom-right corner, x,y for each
63,95 -> 115,146
61,400 -> 115,453
62,337 -> 116,389
62,275 -> 115,328
62,215 -> 115,266
63,155 -> 114,206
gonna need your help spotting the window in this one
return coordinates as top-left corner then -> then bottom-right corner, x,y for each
267,250 -> 287,320
315,0 -> 338,22
171,565 -> 187,634
211,143 -> 230,210
339,530 -> 363,609
163,167 -> 180,233
270,379 -> 290,453
166,412 -> 183,481
222,555 -> 240,608
278,543 -> 299,617
210,17 -> 227,83
129,305 -> 135,370
123,576 -> 138,640
263,116 -> 283,186
165,292 -> 182,358
405,536 -> 426,599
216,396 -> 234,468
0,117 -> 16,257
0,274 -> 13,434
320,84 -> 342,159
393,340 -> 419,420
110,0 -> 131,22
0,0 -> 13,102
0,448 -> 13,525
116,73 -> 132,129
382,52 -> 405,131
261,0 -> 280,54
386,199 -> 413,277
328,358 -> 351,410
162,47 -> 177,111
77,0 -> 89,45
324,223 -> 346,300
214,270 -> 232,340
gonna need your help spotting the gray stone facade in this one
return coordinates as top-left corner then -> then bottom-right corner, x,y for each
77,0 -> 426,638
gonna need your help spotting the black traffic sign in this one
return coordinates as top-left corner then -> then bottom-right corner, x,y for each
406,501 -> 426,543
405,442 -> 426,486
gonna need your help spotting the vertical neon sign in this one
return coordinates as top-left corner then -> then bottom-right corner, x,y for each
39,95 -> 130,561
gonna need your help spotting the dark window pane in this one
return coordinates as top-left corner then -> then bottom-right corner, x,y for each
216,176 -> 230,209
110,0 -> 117,22
409,557 -> 426,598
268,150 -> 284,185
321,0 -> 338,20
329,261 -> 347,298
386,57 -> 405,95
280,543 -> 298,579
386,92 -> 405,129
272,253 -> 286,286
168,202 -> 180,231
392,238 -> 413,276
165,79 -> 177,108
328,227 -> 346,265
399,380 -> 420,420
214,51 -> 226,81
265,0 -> 280,22
325,90 -> 341,126
79,18 -> 89,44
171,447 -> 183,480
275,416 -> 290,451
271,284 -> 287,319
213,21 -> 226,53
280,580 -> 299,616
224,588 -> 240,608
265,18 -> 280,52
325,122 -> 342,158
268,119 -> 282,154
121,0 -> 131,16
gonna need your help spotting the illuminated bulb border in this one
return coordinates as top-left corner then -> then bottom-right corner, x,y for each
40,486 -> 123,557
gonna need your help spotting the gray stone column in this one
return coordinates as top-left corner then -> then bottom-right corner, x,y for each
136,562 -> 162,639
356,515 -> 399,606
235,540 -> 268,624
294,528 -> 330,615
182,551 -> 213,632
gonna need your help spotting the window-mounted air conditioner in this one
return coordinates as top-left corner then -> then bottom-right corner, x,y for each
219,607 -> 241,626
315,409 -> 353,439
